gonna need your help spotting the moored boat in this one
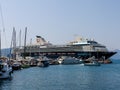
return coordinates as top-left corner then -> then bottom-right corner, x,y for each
84,61 -> 100,66
0,61 -> 13,79
0,30 -> 13,79
84,57 -> 100,66
12,62 -> 21,70
37,56 -> 49,67
57,56 -> 84,65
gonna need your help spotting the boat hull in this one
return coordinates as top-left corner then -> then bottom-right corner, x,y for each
0,68 -> 13,79
20,51 -> 116,59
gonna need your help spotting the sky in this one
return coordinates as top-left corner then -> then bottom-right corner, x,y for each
0,0 -> 120,50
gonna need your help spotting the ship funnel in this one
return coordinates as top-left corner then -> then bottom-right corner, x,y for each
36,36 -> 45,45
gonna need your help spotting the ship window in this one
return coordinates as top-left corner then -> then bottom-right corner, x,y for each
0,65 -> 3,70
87,41 -> 97,44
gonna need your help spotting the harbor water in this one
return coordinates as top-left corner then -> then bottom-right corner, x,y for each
0,59 -> 120,90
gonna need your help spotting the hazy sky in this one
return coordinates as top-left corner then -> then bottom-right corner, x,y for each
0,0 -> 120,50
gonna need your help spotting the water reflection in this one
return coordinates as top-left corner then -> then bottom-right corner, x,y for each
0,62 -> 120,90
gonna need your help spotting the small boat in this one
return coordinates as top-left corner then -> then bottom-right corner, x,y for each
84,60 -> 100,66
29,59 -> 38,67
12,62 -> 21,70
84,56 -> 100,66
37,60 -> 49,67
0,32 -> 13,79
0,61 -> 13,79
57,56 -> 83,65
37,56 -> 49,67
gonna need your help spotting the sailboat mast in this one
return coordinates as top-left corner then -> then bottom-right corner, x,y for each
29,38 -> 32,57
19,30 -> 21,47
24,27 -> 27,59
12,27 -> 16,60
0,30 -> 1,58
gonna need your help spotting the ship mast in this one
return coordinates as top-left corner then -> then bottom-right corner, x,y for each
13,27 -> 16,59
9,28 -> 16,60
23,27 -> 27,59
29,38 -> 32,57
19,30 -> 21,47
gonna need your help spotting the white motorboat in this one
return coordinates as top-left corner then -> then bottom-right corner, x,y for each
84,60 -> 100,66
0,26 -> 13,79
58,56 -> 83,65
84,56 -> 101,66
0,61 -> 13,79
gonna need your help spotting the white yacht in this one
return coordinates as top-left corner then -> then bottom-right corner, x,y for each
84,56 -> 101,66
0,61 -> 13,79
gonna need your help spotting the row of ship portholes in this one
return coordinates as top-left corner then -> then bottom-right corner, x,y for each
20,52 -> 76,56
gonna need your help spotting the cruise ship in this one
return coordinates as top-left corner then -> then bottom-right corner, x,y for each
14,36 -> 116,59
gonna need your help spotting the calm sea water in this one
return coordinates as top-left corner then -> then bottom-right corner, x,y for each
0,59 -> 120,90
